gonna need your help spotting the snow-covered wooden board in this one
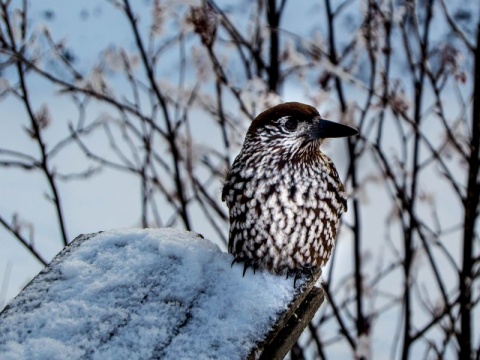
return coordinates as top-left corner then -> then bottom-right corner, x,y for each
0,229 -> 323,359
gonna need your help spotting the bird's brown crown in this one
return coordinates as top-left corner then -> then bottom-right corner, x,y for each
248,102 -> 319,133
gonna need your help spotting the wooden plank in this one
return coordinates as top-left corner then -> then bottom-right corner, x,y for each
261,287 -> 324,360
248,269 -> 324,359
0,230 -> 325,359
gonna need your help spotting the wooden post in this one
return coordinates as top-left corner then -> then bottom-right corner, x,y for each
0,230 -> 324,359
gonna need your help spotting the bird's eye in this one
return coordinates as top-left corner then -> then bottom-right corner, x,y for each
284,118 -> 298,132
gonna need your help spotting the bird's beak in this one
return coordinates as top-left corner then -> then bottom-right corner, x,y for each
309,118 -> 358,139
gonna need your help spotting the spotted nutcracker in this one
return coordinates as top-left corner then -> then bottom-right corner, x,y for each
222,102 -> 358,275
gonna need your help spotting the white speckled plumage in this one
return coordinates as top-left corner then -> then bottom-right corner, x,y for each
222,102 -> 357,275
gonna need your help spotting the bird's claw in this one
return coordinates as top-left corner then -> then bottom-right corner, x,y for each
288,266 -> 317,288
231,256 -> 256,277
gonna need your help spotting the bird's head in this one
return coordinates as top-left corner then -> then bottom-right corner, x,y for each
243,102 -> 358,162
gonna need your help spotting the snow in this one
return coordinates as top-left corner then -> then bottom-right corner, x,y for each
0,229 -> 297,359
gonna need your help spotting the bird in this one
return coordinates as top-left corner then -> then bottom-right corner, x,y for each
222,102 -> 358,276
